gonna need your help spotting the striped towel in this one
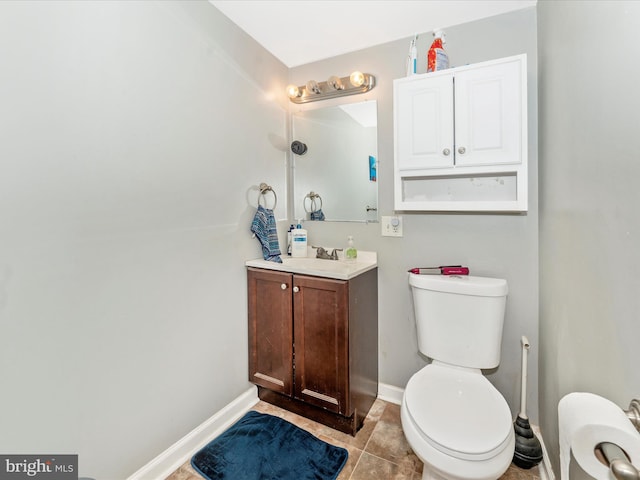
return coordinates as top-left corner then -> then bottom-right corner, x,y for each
251,205 -> 282,263
310,209 -> 325,221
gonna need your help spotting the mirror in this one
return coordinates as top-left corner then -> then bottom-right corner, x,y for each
292,100 -> 378,223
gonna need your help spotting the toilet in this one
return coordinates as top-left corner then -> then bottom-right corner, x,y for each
401,273 -> 515,480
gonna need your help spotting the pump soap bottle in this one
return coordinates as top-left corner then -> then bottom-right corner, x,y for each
345,236 -> 357,261
291,221 -> 308,258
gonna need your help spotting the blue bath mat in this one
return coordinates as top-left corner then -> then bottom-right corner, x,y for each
191,411 -> 348,480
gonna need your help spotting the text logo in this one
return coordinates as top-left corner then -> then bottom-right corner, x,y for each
0,455 -> 77,480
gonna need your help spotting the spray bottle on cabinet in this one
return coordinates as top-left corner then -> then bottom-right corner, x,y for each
427,30 -> 449,73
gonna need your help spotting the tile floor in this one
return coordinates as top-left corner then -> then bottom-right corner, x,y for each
166,399 -> 541,480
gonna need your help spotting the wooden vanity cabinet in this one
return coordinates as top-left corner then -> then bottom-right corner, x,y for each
247,266 -> 378,435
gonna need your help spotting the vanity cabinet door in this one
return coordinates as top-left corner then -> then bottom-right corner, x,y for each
247,268 -> 293,396
292,275 -> 349,415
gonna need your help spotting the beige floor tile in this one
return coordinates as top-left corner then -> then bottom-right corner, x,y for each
315,415 -> 377,451
365,398 -> 388,422
349,452 -> 414,480
365,402 -> 423,473
500,463 -> 541,480
165,461 -> 201,480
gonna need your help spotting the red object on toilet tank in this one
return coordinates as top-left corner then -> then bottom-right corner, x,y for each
408,266 -> 469,275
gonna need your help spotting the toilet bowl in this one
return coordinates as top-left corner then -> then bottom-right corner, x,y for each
401,362 -> 515,480
403,273 -> 514,480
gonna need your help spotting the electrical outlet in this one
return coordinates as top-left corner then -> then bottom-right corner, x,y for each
381,216 -> 403,237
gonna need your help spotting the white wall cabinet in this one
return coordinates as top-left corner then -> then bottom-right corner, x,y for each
394,54 -> 527,212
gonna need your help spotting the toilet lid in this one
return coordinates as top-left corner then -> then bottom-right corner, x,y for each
405,364 -> 513,458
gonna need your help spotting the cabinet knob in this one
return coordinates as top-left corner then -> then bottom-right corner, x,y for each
281,283 -> 287,290
293,286 -> 300,293
443,148 -> 451,156
458,146 -> 466,154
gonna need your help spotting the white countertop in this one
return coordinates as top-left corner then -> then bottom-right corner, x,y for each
246,249 -> 377,280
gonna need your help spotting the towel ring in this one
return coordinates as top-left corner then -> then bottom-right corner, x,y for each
303,191 -> 323,213
258,183 -> 277,210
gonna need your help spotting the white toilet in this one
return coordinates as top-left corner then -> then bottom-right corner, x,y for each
401,273 -> 515,480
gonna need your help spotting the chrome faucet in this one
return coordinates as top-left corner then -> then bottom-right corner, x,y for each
313,246 -> 331,259
312,246 -> 342,261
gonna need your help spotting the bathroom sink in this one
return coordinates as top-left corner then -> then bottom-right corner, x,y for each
246,250 -> 377,280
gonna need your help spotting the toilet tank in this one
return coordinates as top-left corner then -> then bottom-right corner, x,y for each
409,274 -> 508,369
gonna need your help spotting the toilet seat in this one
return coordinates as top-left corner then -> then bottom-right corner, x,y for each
405,364 -> 513,461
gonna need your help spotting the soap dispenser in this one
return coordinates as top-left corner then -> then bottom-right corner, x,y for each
345,236 -> 357,261
291,220 -> 308,258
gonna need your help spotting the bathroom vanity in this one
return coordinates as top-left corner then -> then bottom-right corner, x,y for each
245,252 -> 378,435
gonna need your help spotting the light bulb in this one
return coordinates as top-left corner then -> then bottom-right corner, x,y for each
327,75 -> 344,90
306,80 -> 321,94
286,84 -> 300,99
350,71 -> 365,87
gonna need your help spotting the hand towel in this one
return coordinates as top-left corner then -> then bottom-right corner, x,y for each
251,205 -> 283,263
310,209 -> 325,221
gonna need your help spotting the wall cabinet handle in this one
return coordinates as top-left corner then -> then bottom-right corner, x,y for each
458,146 -> 466,154
442,148 -> 451,156
293,286 -> 300,293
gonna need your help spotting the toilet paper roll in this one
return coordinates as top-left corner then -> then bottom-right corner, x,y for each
558,392 -> 640,479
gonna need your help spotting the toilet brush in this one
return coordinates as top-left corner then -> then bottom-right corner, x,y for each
512,335 -> 543,469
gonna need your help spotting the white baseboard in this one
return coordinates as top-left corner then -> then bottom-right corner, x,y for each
378,382 -> 404,405
532,424 -> 555,480
127,386 -> 258,480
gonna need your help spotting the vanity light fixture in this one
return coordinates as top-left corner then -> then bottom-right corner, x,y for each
286,71 -> 375,104
350,71 -> 366,87
327,75 -> 344,91
286,84 -> 300,99
306,80 -> 321,94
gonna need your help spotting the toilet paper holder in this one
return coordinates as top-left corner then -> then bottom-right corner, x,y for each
600,442 -> 639,480
626,399 -> 640,433
599,399 -> 640,480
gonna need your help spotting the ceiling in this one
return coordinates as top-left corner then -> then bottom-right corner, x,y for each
209,0 -> 537,68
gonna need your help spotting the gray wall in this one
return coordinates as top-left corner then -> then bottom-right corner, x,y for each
0,1 -> 287,478
538,0 -> 640,475
13,2 -> 640,477
290,7 -> 539,422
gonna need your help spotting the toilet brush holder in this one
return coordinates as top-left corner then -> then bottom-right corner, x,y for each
513,336 -> 543,469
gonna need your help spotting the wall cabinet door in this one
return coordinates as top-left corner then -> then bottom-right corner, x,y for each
395,74 -> 454,170
248,268 -> 293,396
454,59 -> 523,167
293,275 -> 349,414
